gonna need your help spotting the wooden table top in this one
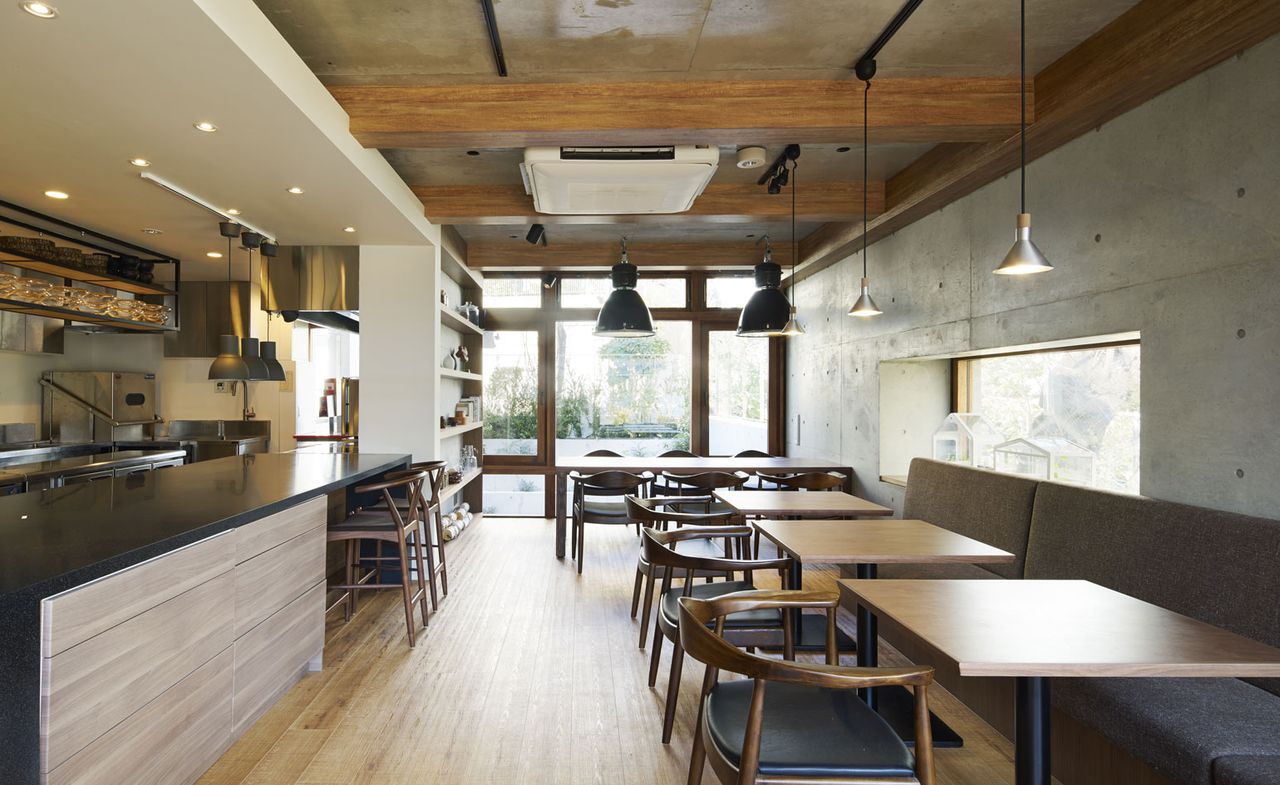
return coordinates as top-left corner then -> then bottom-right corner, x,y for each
837,579 -> 1280,678
714,490 -> 893,517
555,456 -> 851,473
755,519 -> 1016,565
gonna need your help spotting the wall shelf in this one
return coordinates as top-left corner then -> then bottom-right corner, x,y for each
440,306 -> 484,337
439,468 -> 482,502
0,297 -> 176,332
0,252 -> 176,296
439,420 -> 483,440
440,367 -> 483,382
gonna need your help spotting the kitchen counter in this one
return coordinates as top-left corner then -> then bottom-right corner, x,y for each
0,450 -> 410,783
0,448 -> 186,485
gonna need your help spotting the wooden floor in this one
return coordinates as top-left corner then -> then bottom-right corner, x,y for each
197,517 -> 1034,785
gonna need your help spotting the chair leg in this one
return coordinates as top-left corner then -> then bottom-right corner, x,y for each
342,539 -> 354,622
638,571 -> 656,649
687,725 -> 706,785
396,535 -> 417,648
648,622 -> 665,687
349,538 -> 361,617
413,523 -> 432,624
662,640 -> 685,743
631,565 -> 644,618
576,519 -> 586,575
434,506 -> 449,597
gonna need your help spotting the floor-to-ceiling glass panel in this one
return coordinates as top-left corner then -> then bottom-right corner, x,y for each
481,474 -> 546,515
554,321 -> 692,458
707,330 -> 769,455
482,330 -> 540,457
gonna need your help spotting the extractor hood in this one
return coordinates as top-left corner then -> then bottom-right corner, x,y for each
261,246 -> 359,333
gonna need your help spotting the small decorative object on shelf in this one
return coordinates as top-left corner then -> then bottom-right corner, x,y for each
445,348 -> 456,369
461,445 -> 479,472
455,345 -> 469,371
440,289 -> 449,307
455,408 -> 468,426
446,416 -> 458,428
440,416 -> 447,429
447,466 -> 463,484
441,502 -> 474,541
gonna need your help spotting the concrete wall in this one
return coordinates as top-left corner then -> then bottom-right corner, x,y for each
786,35 -> 1280,519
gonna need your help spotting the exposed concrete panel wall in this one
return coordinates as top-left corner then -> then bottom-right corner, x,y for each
786,36 -> 1280,519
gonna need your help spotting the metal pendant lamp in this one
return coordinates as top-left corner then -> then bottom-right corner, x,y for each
593,238 -> 654,337
779,157 -> 805,337
737,235 -> 792,337
260,316 -> 287,382
995,0 -> 1053,276
238,232 -> 270,380
848,76 -> 883,318
209,222 -> 251,380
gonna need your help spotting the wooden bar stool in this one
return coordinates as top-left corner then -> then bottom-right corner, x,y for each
366,460 -> 449,611
327,469 -> 432,647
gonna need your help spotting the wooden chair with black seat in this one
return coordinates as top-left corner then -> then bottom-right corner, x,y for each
364,460 -> 450,611
326,469 -> 433,647
680,590 -> 936,785
650,448 -> 697,495
733,449 -> 774,490
661,471 -> 748,516
754,471 -> 846,492
570,469 -> 652,574
642,526 -> 798,744
626,495 -> 746,650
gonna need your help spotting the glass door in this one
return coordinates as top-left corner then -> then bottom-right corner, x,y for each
482,330 -> 546,515
703,327 -> 771,455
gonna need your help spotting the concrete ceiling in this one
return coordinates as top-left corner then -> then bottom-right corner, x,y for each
456,220 -> 818,246
254,0 -> 1139,85
0,0 -> 435,281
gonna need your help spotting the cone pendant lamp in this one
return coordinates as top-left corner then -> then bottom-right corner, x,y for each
848,77 -> 883,318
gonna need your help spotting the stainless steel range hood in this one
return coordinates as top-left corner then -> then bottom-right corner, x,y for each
261,246 -> 359,332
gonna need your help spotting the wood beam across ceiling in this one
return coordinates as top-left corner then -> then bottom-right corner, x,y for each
467,241 -> 788,272
329,79 -> 1031,149
795,0 -> 1280,283
415,182 -> 885,225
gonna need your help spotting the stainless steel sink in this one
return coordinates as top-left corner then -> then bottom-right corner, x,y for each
165,420 -> 271,461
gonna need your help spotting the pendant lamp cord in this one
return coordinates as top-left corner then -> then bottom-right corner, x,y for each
1020,0 -> 1026,215
862,78 -> 871,280
790,158 -> 798,293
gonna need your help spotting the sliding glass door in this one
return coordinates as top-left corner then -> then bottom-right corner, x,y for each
704,327 -> 770,455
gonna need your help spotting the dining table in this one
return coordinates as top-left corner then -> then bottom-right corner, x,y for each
552,455 -> 853,558
837,578 -> 1280,785
756,518 -> 1016,747
715,489 -> 894,518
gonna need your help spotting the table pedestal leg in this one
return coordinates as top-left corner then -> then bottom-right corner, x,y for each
554,472 -> 567,559
1015,676 -> 1051,785
855,563 -> 878,707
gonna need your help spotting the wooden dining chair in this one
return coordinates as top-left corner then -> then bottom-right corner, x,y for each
679,591 -> 936,785
661,471 -> 748,515
733,449 -> 774,489
583,448 -> 623,457
651,448 -> 698,495
755,471 -> 846,491
326,470 -> 432,647
570,469 -> 651,574
642,526 -> 795,743
626,495 -> 743,650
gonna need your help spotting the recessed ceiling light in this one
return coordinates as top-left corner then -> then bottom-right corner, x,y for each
44,190 -> 69,200
20,2 -> 57,18
129,158 -> 151,167
141,228 -> 163,235
343,226 -> 356,233
466,150 -> 480,156
836,146 -> 851,153
193,121 -> 217,133
287,186 -> 304,194
206,251 -> 223,258
225,208 -> 241,215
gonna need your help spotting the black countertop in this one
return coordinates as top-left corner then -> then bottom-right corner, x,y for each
0,450 -> 409,784
0,450 -> 409,598
0,448 -> 187,484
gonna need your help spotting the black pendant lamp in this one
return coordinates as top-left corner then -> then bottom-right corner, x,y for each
848,74 -> 883,318
593,238 -> 655,337
994,0 -> 1053,275
260,314 -> 287,381
238,231 -> 270,380
737,235 -> 792,337
209,221 -> 251,380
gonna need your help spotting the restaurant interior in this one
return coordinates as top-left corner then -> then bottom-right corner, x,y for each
1,2 -> 1278,785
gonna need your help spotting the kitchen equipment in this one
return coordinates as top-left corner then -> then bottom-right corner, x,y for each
341,377 -> 359,439
42,371 -> 161,444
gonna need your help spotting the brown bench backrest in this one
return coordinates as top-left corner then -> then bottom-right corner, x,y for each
903,458 -> 1038,579
1026,481 -> 1280,696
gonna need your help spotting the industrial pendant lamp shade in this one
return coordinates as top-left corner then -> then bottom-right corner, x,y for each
209,334 -> 250,380
737,242 -> 791,337
260,340 -> 287,381
995,213 -> 1053,275
996,0 -> 1053,276
240,337 -> 270,380
593,239 -> 654,337
848,277 -> 883,317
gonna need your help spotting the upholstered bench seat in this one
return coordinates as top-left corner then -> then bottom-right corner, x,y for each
705,680 -> 916,778
1055,677 -> 1280,785
1212,754 -> 1280,785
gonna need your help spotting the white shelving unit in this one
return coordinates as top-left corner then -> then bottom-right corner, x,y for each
435,227 -> 485,516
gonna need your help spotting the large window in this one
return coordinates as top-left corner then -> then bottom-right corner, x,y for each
483,331 -> 540,457
484,277 -> 542,308
555,321 -> 692,457
560,276 -> 687,309
705,275 -> 756,309
707,330 -> 769,454
955,343 -> 1140,493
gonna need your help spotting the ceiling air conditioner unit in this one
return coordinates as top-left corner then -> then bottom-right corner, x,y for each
521,146 -> 719,215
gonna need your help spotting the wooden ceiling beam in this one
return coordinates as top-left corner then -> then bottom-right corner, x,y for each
796,0 -> 1280,282
467,241 -> 788,272
415,182 -> 885,225
330,79 -> 1030,149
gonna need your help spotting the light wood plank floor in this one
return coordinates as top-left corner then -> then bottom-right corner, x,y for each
198,518 -> 1033,785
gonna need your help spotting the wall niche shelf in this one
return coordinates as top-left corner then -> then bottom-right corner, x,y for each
440,306 -> 484,336
439,420 -> 484,440
440,367 -> 483,382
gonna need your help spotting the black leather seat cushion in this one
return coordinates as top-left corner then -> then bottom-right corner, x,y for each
659,581 -> 781,629
579,500 -> 629,518
640,537 -> 729,570
705,680 -> 915,778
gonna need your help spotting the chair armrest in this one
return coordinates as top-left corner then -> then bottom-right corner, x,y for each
655,525 -> 753,542
756,659 -> 934,691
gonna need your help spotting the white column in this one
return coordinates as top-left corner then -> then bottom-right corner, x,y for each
359,244 -> 441,461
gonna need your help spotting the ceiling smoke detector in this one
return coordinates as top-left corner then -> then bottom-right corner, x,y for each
736,146 -> 767,169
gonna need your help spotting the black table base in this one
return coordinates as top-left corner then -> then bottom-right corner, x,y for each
1016,676 -> 1051,785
